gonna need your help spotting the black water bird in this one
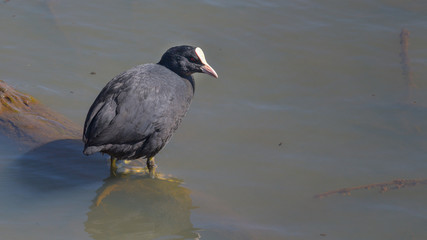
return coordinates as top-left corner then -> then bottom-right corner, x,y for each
83,45 -> 218,175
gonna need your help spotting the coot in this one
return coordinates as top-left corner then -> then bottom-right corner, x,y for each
83,45 -> 218,175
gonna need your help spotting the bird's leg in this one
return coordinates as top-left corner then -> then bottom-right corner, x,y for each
147,157 -> 156,177
110,157 -> 118,176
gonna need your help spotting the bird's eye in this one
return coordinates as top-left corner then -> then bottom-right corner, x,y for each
189,57 -> 197,62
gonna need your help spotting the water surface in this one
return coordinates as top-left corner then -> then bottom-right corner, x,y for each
1,0 -> 427,239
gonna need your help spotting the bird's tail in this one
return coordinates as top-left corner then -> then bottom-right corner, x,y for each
83,145 -> 103,156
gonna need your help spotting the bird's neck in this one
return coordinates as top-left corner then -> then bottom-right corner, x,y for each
185,75 -> 195,94
157,61 -> 195,93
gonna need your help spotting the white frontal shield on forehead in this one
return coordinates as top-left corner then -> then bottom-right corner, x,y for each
194,46 -> 218,78
195,47 -> 208,65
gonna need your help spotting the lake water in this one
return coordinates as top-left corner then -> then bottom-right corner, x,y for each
1,0 -> 427,239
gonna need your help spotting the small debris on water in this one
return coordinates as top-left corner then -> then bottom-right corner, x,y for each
90,72 -> 96,75
320,233 -> 327,237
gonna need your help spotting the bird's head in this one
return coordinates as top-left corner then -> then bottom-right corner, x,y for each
158,45 -> 218,79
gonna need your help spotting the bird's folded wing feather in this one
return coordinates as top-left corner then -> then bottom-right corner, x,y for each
83,66 -> 190,146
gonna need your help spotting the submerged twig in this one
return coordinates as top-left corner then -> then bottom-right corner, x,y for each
399,28 -> 417,104
400,28 -> 413,86
314,178 -> 427,199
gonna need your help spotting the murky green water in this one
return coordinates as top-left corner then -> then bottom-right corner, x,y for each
1,0 -> 427,239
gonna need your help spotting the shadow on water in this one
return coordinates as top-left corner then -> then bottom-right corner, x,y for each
14,139 -> 108,191
85,174 -> 199,240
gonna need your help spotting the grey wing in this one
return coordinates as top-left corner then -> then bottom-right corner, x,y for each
83,82 -> 155,147
83,73 -> 190,148
83,72 -> 127,144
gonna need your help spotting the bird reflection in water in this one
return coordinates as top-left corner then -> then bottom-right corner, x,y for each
85,171 -> 200,240
15,139 -> 200,239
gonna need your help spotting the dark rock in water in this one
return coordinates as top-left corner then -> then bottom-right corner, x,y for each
0,80 -> 81,148
0,80 -> 107,188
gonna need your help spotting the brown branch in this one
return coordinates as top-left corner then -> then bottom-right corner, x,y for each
400,28 -> 414,87
314,178 -> 427,199
399,28 -> 418,106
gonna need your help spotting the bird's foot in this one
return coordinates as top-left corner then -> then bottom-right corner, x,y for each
147,157 -> 157,178
110,157 -> 118,177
